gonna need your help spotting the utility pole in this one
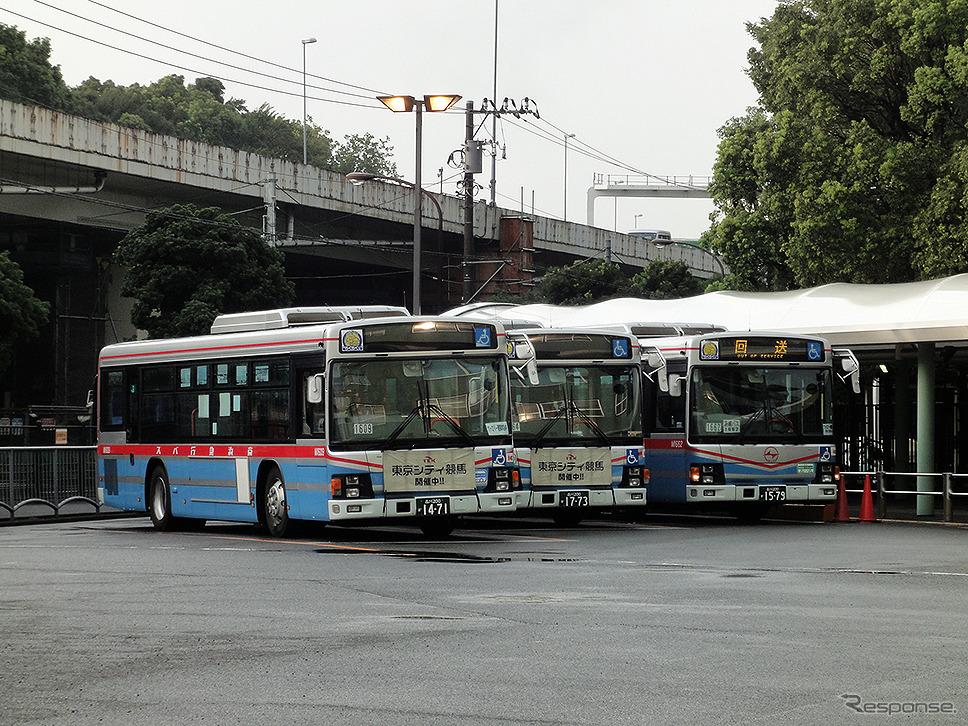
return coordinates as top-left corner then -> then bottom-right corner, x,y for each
463,101 -> 476,302
460,96 -> 537,302
262,177 -> 277,245
489,0 -> 499,206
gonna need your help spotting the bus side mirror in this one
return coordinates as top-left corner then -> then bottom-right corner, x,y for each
668,374 -> 684,398
526,359 -> 539,386
644,349 -> 669,392
307,374 -> 324,404
833,348 -> 861,394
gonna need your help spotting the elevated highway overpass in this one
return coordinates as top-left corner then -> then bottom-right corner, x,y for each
0,98 -> 723,406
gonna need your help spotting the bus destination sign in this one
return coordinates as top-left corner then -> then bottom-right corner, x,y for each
700,337 -> 825,362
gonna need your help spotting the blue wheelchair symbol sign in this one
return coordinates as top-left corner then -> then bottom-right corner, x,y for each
491,449 -> 507,466
819,446 -> 832,462
475,327 -> 492,348
626,449 -> 640,465
612,338 -> 630,358
808,341 -> 823,361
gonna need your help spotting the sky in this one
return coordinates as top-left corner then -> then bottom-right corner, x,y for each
2,0 -> 779,240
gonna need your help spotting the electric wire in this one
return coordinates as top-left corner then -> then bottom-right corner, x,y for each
86,0 -> 384,96
0,7 -> 382,110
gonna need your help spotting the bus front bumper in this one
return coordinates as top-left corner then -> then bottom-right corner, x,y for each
686,483 -> 838,503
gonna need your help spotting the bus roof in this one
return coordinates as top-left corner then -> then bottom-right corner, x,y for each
99,315 -> 505,367
209,306 -> 410,334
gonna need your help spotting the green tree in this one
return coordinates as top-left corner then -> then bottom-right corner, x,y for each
627,260 -> 706,299
707,0 -> 968,289
115,204 -> 294,338
535,259 -> 628,305
67,72 -> 395,173
332,133 -> 399,176
0,251 -> 49,373
0,24 -> 71,108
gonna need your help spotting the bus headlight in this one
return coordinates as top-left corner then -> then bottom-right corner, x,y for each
814,463 -> 840,484
690,463 -> 724,485
620,466 -> 650,488
485,467 -> 520,492
331,473 -> 374,499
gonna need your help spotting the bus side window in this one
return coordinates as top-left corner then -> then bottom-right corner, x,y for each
100,370 -> 126,429
653,388 -> 685,433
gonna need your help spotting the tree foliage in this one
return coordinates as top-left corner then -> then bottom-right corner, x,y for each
115,204 -> 294,338
707,0 -> 968,289
531,259 -> 706,305
0,251 -> 50,373
0,24 -> 71,108
0,24 -> 397,175
69,73 -> 397,175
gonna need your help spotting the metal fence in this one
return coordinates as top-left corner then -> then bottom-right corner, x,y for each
0,446 -> 100,519
842,470 -> 968,523
4,447 -> 967,524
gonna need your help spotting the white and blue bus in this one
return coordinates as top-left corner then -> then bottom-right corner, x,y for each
639,330 -> 859,519
507,328 -> 648,524
97,308 -> 520,537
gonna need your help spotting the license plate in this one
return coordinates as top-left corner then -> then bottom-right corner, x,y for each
759,486 -> 786,502
415,497 -> 449,516
559,491 -> 590,507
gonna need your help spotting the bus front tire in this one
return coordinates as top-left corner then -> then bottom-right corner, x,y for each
262,467 -> 291,538
552,510 -> 584,527
419,516 -> 455,537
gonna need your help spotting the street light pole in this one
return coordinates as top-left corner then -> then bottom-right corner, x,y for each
377,93 -> 461,315
301,37 -> 316,165
413,100 -> 423,314
563,132 -> 575,221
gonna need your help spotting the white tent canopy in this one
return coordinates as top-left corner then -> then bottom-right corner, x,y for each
449,274 -> 968,348
449,275 -> 968,508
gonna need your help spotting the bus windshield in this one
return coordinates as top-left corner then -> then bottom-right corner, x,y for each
689,366 -> 833,443
329,357 -> 510,449
511,365 -> 642,446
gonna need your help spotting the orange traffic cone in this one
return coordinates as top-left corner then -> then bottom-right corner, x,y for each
859,474 -> 876,523
835,475 -> 850,522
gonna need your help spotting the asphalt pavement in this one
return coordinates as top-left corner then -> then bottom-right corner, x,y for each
1,514 -> 966,725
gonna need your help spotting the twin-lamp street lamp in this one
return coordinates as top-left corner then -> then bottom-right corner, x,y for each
376,94 -> 461,315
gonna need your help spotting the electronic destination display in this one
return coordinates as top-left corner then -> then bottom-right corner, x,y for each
699,336 -> 826,362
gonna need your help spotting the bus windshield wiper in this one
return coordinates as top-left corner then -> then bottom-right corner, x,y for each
529,405 -> 569,448
567,398 -> 612,446
739,399 -> 801,441
385,405 -> 423,447
423,401 -> 475,445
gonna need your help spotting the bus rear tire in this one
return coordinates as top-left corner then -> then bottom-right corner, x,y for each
148,466 -> 179,531
262,466 -> 291,538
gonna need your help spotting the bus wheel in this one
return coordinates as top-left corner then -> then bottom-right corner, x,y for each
419,517 -> 455,537
262,467 -> 290,537
734,505 -> 767,524
148,466 -> 178,531
552,510 -> 583,527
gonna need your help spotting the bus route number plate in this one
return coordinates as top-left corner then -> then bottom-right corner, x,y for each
416,497 -> 449,516
560,491 -> 590,507
759,486 -> 787,502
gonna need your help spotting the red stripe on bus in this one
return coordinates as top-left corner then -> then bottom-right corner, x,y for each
99,338 -> 324,362
642,438 -> 821,470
